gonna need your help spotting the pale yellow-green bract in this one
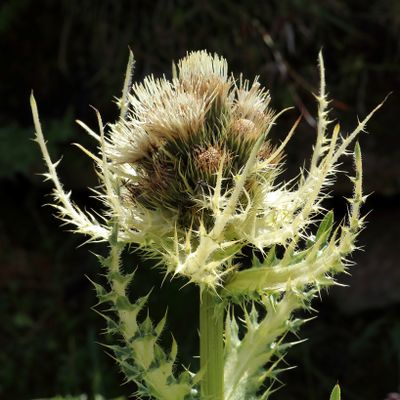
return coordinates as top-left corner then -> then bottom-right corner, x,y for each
31,50 -> 384,400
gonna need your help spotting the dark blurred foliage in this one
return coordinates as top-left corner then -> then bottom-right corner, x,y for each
0,0 -> 399,399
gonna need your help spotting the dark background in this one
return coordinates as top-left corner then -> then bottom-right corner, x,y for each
1,1 -> 399,399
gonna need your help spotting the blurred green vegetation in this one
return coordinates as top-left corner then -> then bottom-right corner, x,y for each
1,0 -> 399,399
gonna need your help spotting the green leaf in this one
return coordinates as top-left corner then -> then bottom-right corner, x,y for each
330,384 -> 341,400
316,210 -> 334,243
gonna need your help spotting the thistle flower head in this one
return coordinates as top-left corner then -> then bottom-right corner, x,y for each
32,50 -> 385,291
107,50 -> 275,229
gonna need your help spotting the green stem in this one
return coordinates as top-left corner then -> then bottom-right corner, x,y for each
200,288 -> 224,400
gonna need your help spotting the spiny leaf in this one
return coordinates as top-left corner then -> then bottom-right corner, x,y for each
86,275 -> 106,298
116,295 -> 136,311
108,270 -> 135,287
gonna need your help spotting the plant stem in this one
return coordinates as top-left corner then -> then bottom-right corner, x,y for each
200,288 -> 224,400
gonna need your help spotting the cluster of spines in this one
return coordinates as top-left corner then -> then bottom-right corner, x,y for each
224,293 -> 307,400
220,139 -> 366,399
89,225 -> 199,400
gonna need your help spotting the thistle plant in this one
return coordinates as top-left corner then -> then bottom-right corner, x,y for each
31,50 -> 384,400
